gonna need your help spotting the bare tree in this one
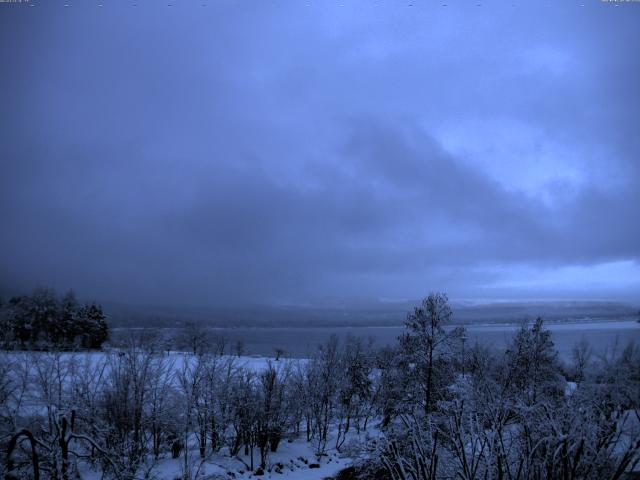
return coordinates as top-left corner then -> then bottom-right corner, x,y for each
176,352 -> 206,480
180,321 -> 213,355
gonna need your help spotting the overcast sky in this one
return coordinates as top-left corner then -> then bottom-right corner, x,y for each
1,1 -> 639,308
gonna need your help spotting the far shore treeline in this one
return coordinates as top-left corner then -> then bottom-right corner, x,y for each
0,289 -> 108,350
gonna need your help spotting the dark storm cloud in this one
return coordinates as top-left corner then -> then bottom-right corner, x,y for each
0,1 -> 638,306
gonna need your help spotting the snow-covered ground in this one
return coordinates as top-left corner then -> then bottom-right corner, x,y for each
2,351 -> 306,416
2,351 -> 374,479
4,351 -> 303,376
79,432 -> 373,480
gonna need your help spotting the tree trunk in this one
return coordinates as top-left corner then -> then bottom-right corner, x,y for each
7,429 -> 40,480
425,348 -> 433,415
199,426 -> 207,458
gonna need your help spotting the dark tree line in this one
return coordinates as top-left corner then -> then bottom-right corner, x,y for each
0,289 -> 108,350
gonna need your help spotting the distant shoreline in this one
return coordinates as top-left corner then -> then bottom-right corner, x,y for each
111,316 -> 640,331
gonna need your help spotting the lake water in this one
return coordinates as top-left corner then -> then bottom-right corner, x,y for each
196,320 -> 640,360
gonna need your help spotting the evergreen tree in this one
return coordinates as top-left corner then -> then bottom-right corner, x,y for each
504,317 -> 563,404
399,293 -> 465,414
76,303 -> 109,348
0,289 -> 108,349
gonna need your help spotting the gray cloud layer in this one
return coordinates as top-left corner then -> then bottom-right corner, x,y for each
1,1 -> 638,306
